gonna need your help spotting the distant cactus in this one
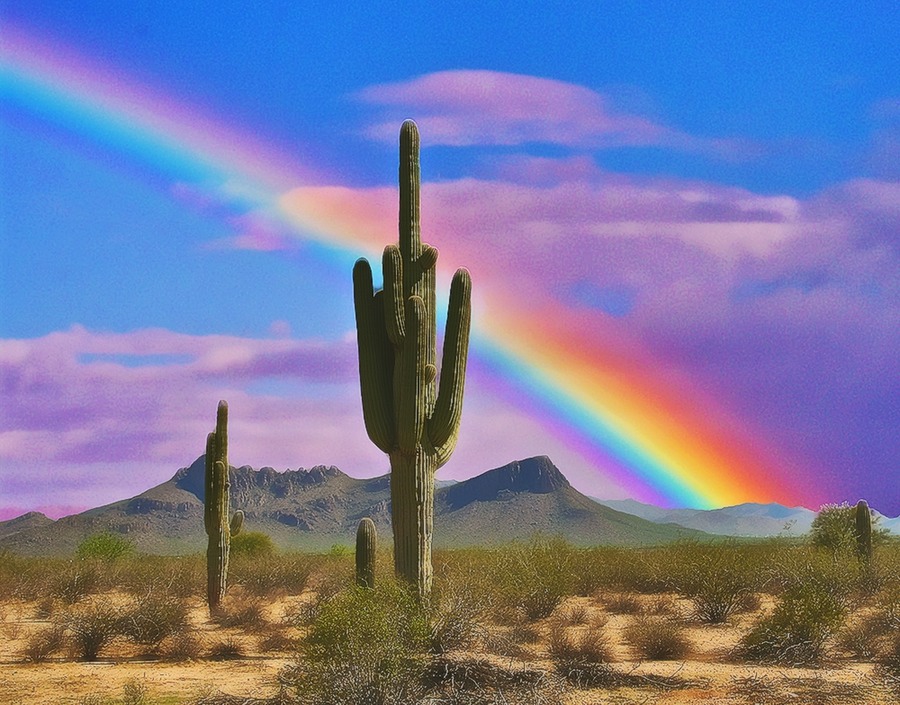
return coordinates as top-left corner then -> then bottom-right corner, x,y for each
353,120 -> 472,598
854,499 -> 872,562
204,400 -> 243,612
356,517 -> 377,589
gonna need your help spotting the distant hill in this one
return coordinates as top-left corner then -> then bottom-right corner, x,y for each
434,456 -> 708,546
0,455 -> 707,556
594,497 -> 900,538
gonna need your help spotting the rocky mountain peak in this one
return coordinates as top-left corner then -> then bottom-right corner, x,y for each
442,455 -> 569,510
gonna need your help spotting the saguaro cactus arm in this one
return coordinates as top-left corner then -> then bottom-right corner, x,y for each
353,261 -> 395,453
429,268 -> 472,464
230,510 -> 244,537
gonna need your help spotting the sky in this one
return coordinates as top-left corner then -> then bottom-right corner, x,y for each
1,2 -> 898,520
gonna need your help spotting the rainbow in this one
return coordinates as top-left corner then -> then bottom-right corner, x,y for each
1,25 -> 803,509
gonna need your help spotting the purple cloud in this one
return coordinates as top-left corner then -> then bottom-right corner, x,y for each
354,70 -> 757,159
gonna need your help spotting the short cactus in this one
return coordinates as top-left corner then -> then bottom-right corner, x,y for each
204,400 -> 243,612
353,120 -> 472,598
356,517 -> 377,589
854,499 -> 872,562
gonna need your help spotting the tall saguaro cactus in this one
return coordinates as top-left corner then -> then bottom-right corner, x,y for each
854,499 -> 873,562
356,517 -> 377,589
204,400 -> 243,612
353,120 -> 472,598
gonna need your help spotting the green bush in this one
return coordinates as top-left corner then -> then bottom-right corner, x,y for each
230,531 -> 276,558
75,532 -> 135,562
739,580 -> 847,666
281,581 -> 429,705
669,541 -> 759,624
493,536 -> 578,621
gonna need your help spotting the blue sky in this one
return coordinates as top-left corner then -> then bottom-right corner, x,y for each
1,2 -> 898,517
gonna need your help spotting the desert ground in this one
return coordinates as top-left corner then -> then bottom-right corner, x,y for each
0,540 -> 898,705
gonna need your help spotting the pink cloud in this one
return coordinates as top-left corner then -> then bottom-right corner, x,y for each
354,70 -> 757,159
0,327 -> 362,467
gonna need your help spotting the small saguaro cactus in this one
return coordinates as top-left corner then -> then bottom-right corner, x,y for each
353,120 -> 472,598
204,400 -> 243,612
854,499 -> 873,562
356,517 -> 377,589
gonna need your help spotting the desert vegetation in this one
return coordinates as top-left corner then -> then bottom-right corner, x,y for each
1,533 -> 898,704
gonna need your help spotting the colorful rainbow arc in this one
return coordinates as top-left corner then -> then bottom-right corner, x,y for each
0,26 -> 798,509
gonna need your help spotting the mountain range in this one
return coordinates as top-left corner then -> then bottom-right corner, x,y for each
0,455 -> 707,556
1,455 -> 895,556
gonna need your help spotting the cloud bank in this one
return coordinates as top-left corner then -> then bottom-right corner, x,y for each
355,70 -> 756,159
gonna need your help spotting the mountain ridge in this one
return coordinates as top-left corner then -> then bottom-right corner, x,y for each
0,455 -> 706,555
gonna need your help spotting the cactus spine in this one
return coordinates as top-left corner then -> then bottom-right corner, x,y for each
353,120 -> 472,598
356,517 -> 377,589
854,499 -> 872,562
204,400 -> 242,612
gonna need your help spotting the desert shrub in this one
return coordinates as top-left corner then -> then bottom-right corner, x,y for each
35,597 -> 57,619
547,618 -> 612,665
63,599 -> 123,661
119,555 -> 204,598
603,591 -> 643,615
738,580 -> 846,666
809,503 -> 889,558
492,537 -> 578,621
76,532 -> 135,562
0,550 -> 31,600
160,630 -> 204,662
624,617 -> 691,660
52,561 -> 102,603
877,583 -> 900,629
646,594 -> 678,616
231,553 -> 315,597
119,593 -> 189,650
422,657 -> 567,705
215,595 -> 270,632
427,579 -> 488,654
555,602 -> 589,625
877,631 -> 900,694
21,623 -> 66,662
208,636 -> 247,660
505,616 -> 543,650
280,581 -> 429,705
257,627 -> 298,653
836,612 -> 891,660
766,546 -> 859,604
121,679 -> 149,705
667,541 -> 760,624
230,531 -> 276,558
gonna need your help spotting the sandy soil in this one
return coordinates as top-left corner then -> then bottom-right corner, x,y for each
0,593 -> 895,705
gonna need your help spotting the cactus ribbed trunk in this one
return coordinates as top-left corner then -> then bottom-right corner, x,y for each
356,517 -> 378,589
390,448 -> 435,594
855,499 -> 873,562
204,400 -> 235,612
352,120 -> 471,599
